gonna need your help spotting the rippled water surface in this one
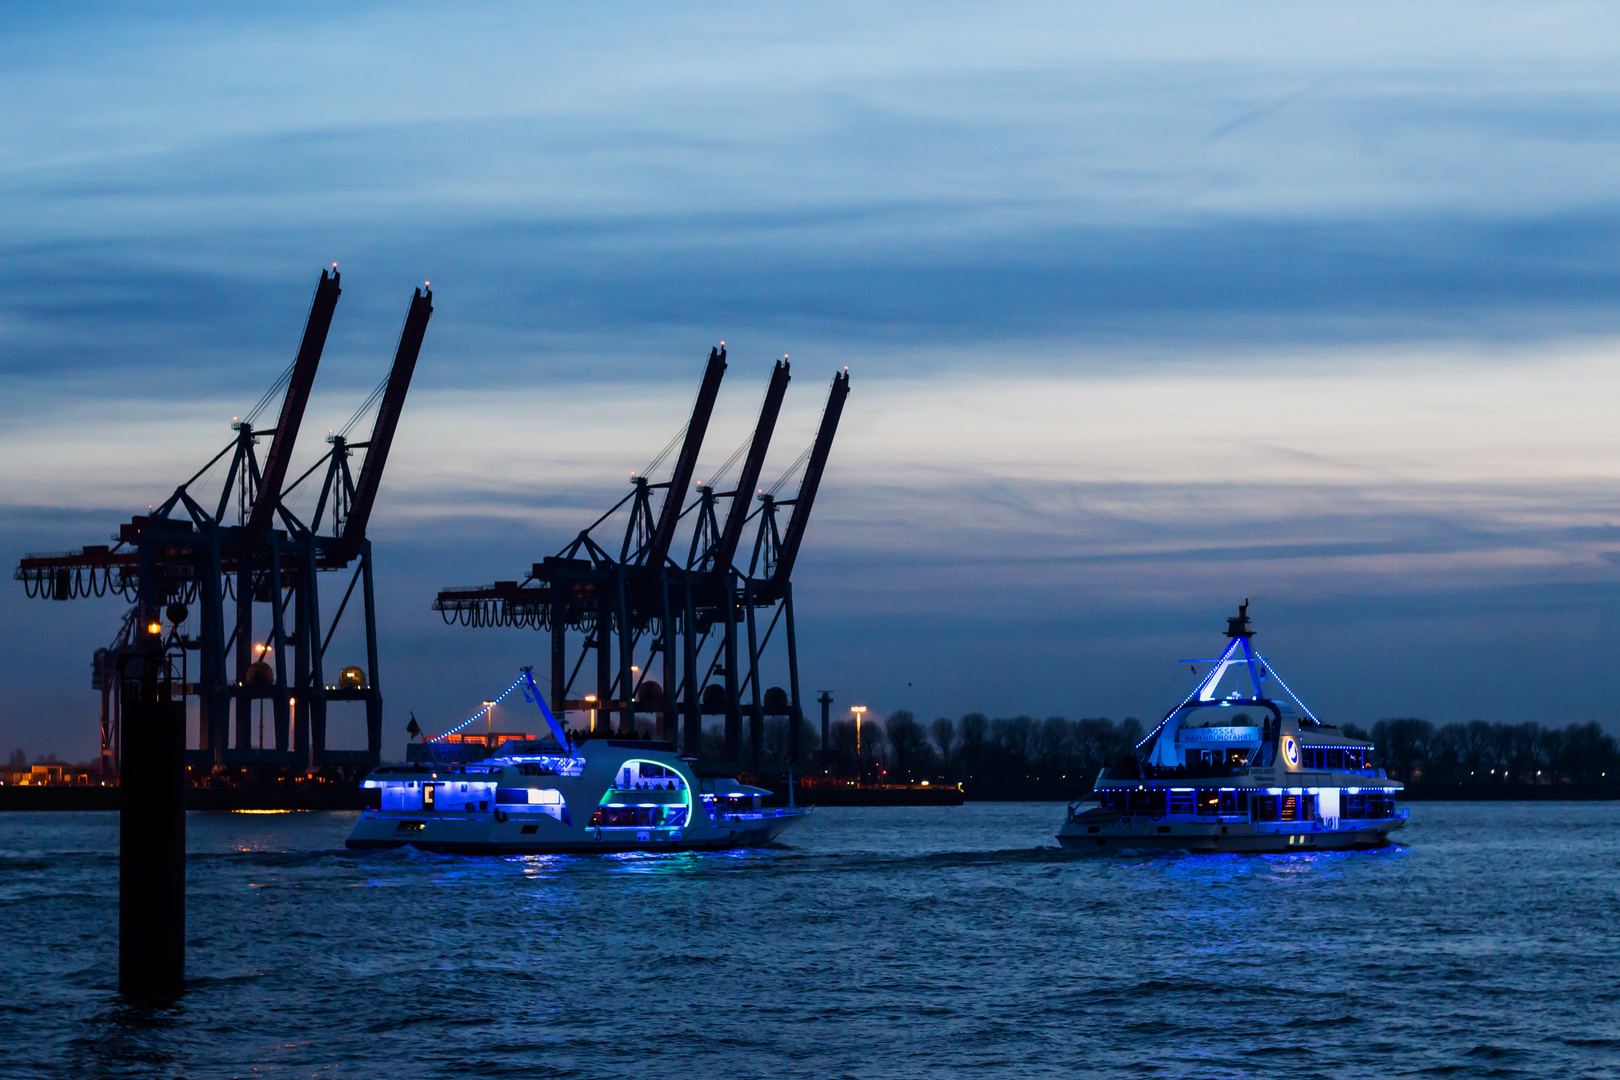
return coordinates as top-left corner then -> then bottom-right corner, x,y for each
2,802 -> 1617,1078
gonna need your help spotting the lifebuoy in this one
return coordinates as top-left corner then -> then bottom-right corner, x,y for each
494,810 -> 508,823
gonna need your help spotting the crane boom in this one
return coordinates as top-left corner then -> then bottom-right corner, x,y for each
764,369 -> 849,599
245,268 -> 341,546
336,286 -> 433,561
645,346 -> 727,570
713,359 -> 790,575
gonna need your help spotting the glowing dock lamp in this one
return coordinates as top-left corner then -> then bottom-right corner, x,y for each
852,706 -> 867,779
586,694 -> 598,732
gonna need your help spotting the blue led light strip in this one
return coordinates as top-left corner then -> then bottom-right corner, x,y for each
426,677 -> 525,742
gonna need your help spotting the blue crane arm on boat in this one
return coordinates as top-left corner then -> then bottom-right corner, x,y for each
520,666 -> 573,749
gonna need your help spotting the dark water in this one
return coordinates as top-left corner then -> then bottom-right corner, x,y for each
2,803 -> 1617,1079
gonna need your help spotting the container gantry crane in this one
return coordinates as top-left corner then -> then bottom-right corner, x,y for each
432,355 -> 848,776
15,270 -> 433,774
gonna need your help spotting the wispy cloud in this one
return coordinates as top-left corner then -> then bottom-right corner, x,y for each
5,2 -> 1620,756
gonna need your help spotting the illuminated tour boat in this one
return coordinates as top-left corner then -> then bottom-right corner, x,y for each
1057,603 -> 1407,853
346,669 -> 809,853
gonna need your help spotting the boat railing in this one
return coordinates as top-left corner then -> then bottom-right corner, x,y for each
709,806 -> 802,822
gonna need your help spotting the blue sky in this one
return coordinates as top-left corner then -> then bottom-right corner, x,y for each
4,2 -> 1620,760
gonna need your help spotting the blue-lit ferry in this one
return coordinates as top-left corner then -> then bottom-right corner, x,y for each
1057,604 -> 1407,853
346,669 -> 808,854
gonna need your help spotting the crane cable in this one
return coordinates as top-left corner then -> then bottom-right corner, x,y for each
704,433 -> 753,490
767,442 -> 814,498
243,359 -> 296,428
337,371 -> 391,441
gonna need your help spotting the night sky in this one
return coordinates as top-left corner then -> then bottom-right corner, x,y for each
4,2 -> 1620,761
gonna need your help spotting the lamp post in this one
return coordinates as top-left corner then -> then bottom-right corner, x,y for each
585,694 -> 598,734
630,666 -> 640,738
852,706 -> 867,783
255,643 -> 269,750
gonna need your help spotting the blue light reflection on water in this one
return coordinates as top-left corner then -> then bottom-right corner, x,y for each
0,803 -> 1616,1078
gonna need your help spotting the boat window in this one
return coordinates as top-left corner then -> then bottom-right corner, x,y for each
1253,795 -> 1279,822
1197,790 -> 1219,817
1168,791 -> 1194,816
1218,791 -> 1238,814
590,806 -> 661,828
1327,748 -> 1344,770
1279,794 -> 1298,821
1302,793 -> 1317,821
423,784 -> 435,810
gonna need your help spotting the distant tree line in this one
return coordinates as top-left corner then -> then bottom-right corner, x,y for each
802,712 -> 1620,800
1366,718 -> 1619,796
810,711 -> 1147,800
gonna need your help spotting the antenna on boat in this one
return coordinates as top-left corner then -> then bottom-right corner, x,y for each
1226,599 -> 1253,639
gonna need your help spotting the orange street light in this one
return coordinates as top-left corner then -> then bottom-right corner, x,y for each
852,706 -> 867,780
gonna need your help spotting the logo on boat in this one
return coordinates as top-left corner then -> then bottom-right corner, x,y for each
1281,735 -> 1299,768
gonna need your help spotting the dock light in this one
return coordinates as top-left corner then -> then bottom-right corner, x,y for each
852,706 -> 867,777
146,620 -> 163,636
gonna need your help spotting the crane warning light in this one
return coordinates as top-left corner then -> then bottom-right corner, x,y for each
146,621 -> 163,636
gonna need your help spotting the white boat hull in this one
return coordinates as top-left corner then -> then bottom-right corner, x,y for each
346,737 -> 809,855
347,805 -> 808,854
1056,814 -> 1406,854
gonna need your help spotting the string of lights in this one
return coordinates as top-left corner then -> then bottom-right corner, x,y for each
426,677 -> 525,742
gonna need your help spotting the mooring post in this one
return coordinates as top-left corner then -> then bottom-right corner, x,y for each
118,622 -> 186,998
